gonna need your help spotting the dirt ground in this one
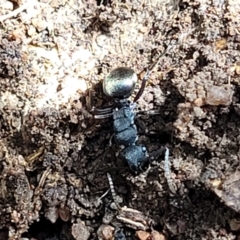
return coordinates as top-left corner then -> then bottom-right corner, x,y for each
0,0 -> 240,239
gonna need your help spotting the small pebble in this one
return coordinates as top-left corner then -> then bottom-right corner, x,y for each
229,219 -> 240,231
136,230 -> 151,240
72,220 -> 90,240
97,224 -> 114,240
205,85 -> 234,106
151,230 -> 166,240
136,230 -> 166,240
1,1 -> 13,10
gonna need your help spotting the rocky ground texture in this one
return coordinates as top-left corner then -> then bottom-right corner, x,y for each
0,0 -> 240,239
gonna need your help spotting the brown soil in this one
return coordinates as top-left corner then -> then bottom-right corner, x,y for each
0,0 -> 240,239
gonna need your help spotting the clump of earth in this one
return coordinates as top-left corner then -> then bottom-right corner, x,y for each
0,0 -> 240,239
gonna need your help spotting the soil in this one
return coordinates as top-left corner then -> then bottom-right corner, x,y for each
0,0 -> 240,239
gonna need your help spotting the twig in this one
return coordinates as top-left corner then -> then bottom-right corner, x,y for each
0,1 -> 31,22
164,147 -> 177,194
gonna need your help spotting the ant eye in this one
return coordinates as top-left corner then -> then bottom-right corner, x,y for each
103,67 -> 137,99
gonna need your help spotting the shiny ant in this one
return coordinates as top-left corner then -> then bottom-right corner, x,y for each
93,58 -> 170,174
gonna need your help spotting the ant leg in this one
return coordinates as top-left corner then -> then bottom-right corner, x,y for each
136,109 -> 161,116
109,134 -> 114,146
92,106 -> 114,119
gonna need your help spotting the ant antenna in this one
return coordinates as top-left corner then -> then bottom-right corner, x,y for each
134,47 -> 171,102
107,173 -> 121,210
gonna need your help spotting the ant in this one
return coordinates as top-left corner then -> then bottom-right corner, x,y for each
93,57 -> 169,173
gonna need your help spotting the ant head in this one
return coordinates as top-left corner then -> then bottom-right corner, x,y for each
103,67 -> 137,99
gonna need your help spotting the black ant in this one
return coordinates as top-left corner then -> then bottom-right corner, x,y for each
93,56 -> 169,173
